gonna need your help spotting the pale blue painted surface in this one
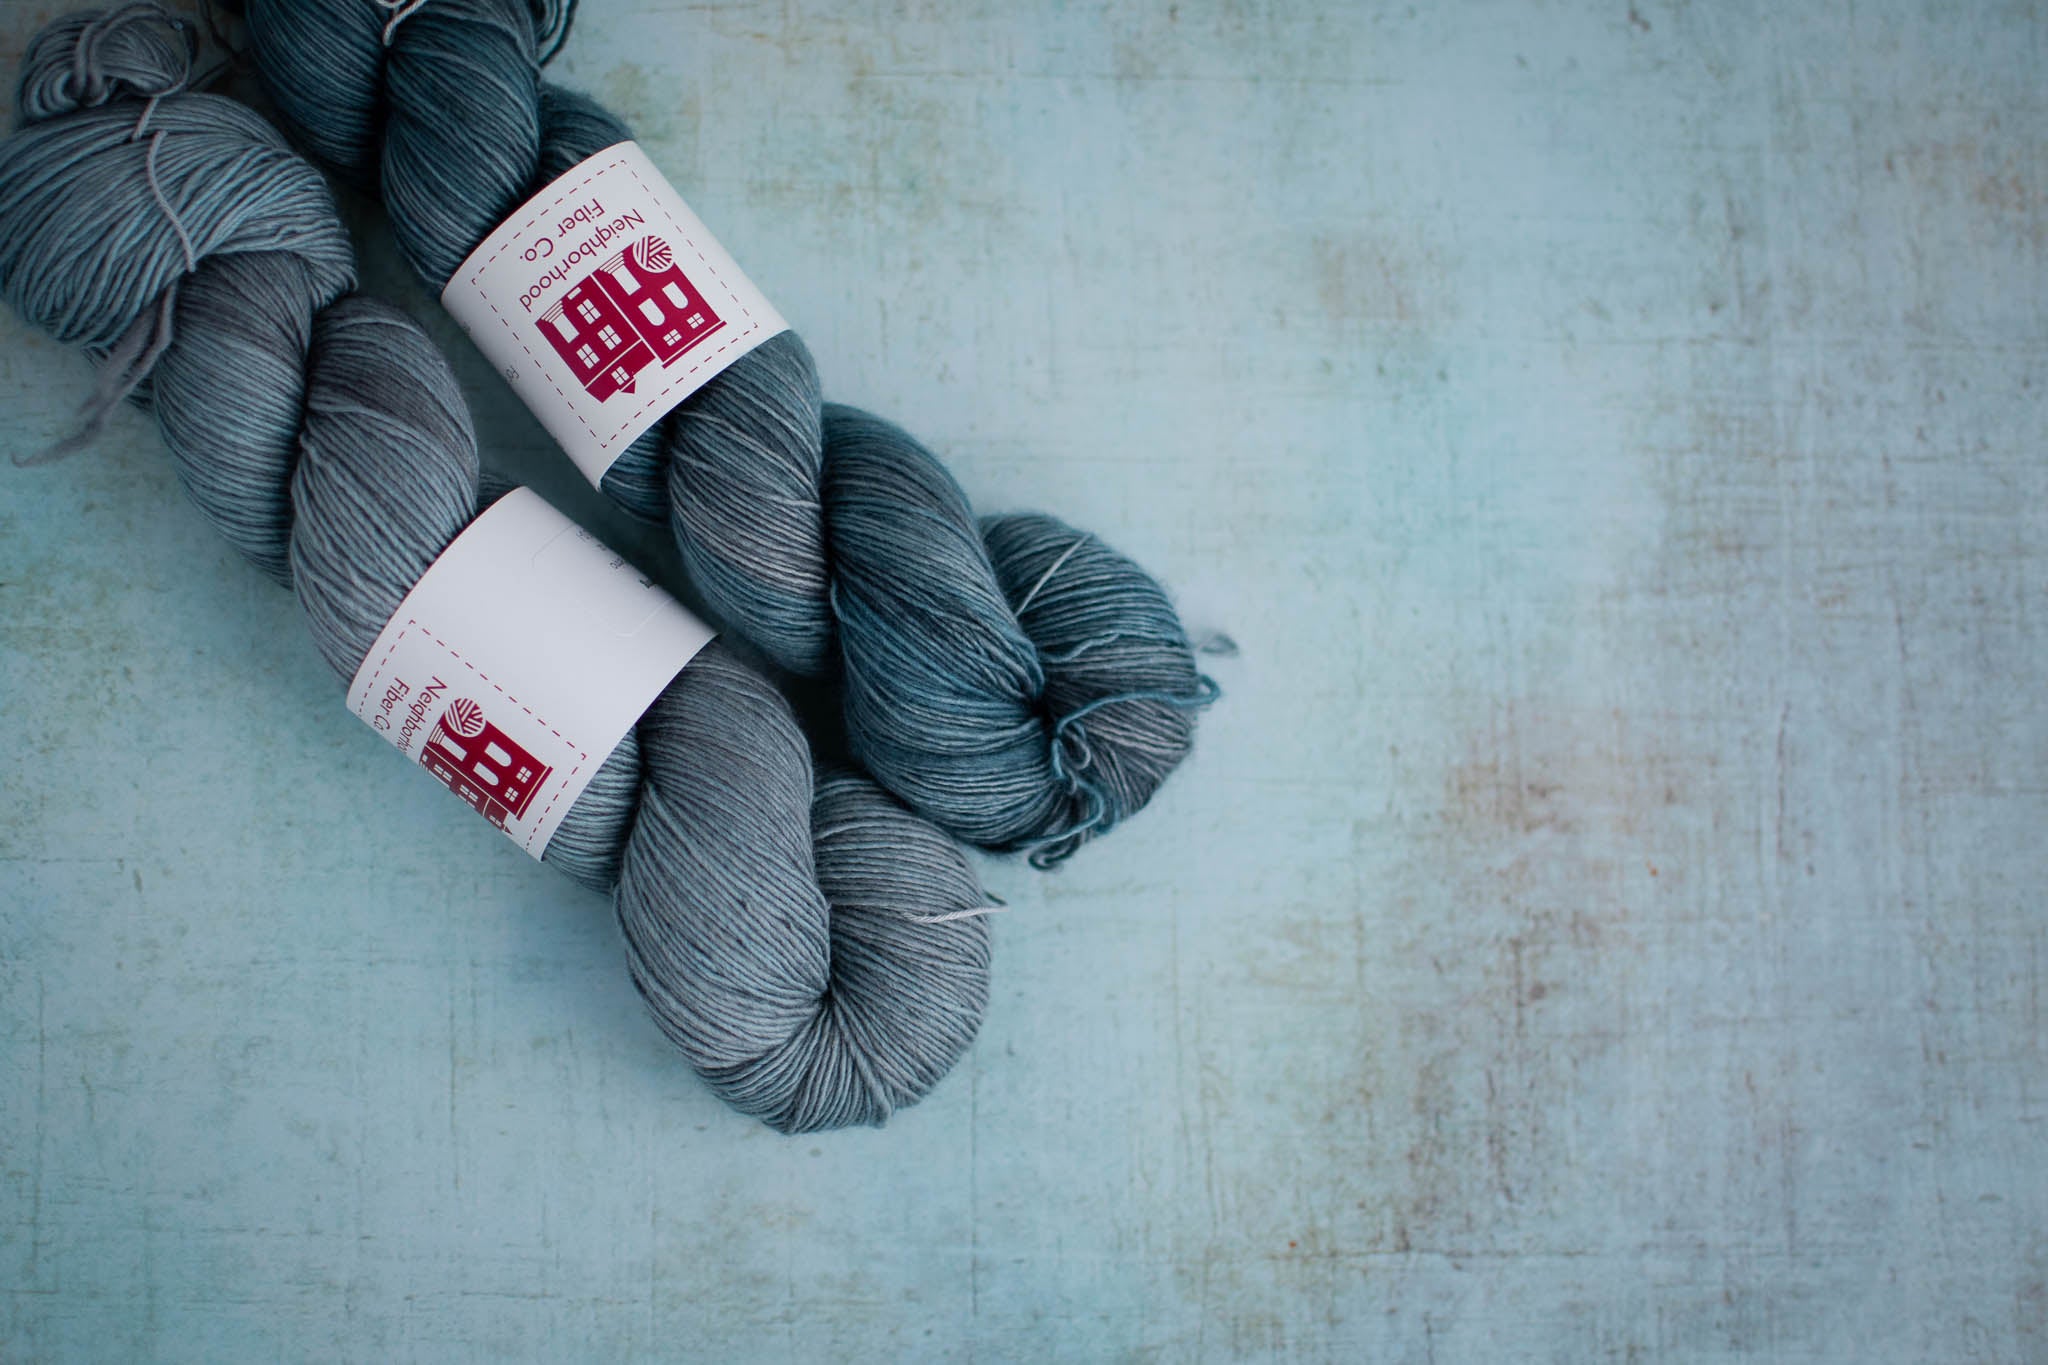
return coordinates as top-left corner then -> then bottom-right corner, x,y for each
2,1 -> 2044,1359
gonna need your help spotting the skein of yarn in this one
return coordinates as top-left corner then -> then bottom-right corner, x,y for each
0,4 -> 991,1135
238,0 -> 1221,867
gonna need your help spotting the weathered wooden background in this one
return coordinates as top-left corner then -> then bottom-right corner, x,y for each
3,1 -> 2043,1358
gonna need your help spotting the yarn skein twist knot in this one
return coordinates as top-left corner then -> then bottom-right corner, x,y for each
0,5 -> 991,1134
241,0 -> 1221,868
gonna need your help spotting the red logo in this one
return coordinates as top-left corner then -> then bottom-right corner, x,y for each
538,236 -> 726,402
420,698 -> 551,829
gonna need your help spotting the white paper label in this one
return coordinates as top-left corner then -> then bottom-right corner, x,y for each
442,142 -> 788,486
346,488 -> 714,858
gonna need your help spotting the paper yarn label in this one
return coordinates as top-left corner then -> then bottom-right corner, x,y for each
443,141 -> 789,486
346,488 -> 715,859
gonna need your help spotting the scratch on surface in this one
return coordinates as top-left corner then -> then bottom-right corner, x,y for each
29,973 -> 44,1278
448,973 -> 460,1191
1773,700 -> 1790,867
1309,232 -> 1447,329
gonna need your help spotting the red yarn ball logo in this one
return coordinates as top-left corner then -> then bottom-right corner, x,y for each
536,235 -> 724,403
638,237 -> 675,273
420,698 -> 551,830
443,696 -> 486,738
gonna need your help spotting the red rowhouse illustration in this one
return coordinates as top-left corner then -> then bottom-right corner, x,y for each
421,697 -> 551,829
538,236 -> 725,401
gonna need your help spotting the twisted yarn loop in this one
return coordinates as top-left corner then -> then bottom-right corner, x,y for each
242,0 -> 1218,864
374,0 -> 430,47
0,7 -> 991,1133
17,2 -> 195,122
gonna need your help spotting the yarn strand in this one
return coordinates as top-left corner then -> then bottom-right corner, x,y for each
373,0 -> 429,47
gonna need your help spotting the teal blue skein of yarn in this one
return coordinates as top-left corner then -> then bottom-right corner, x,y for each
239,0 -> 1221,867
0,5 -> 992,1134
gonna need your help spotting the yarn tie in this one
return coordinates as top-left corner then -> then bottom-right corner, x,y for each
374,0 -> 430,46
373,0 -> 576,60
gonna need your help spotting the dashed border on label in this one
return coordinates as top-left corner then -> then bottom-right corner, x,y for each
452,144 -> 776,459
349,619 -> 591,856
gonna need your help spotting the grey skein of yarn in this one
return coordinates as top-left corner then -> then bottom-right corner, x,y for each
240,0 -> 1221,868
0,6 -> 991,1135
